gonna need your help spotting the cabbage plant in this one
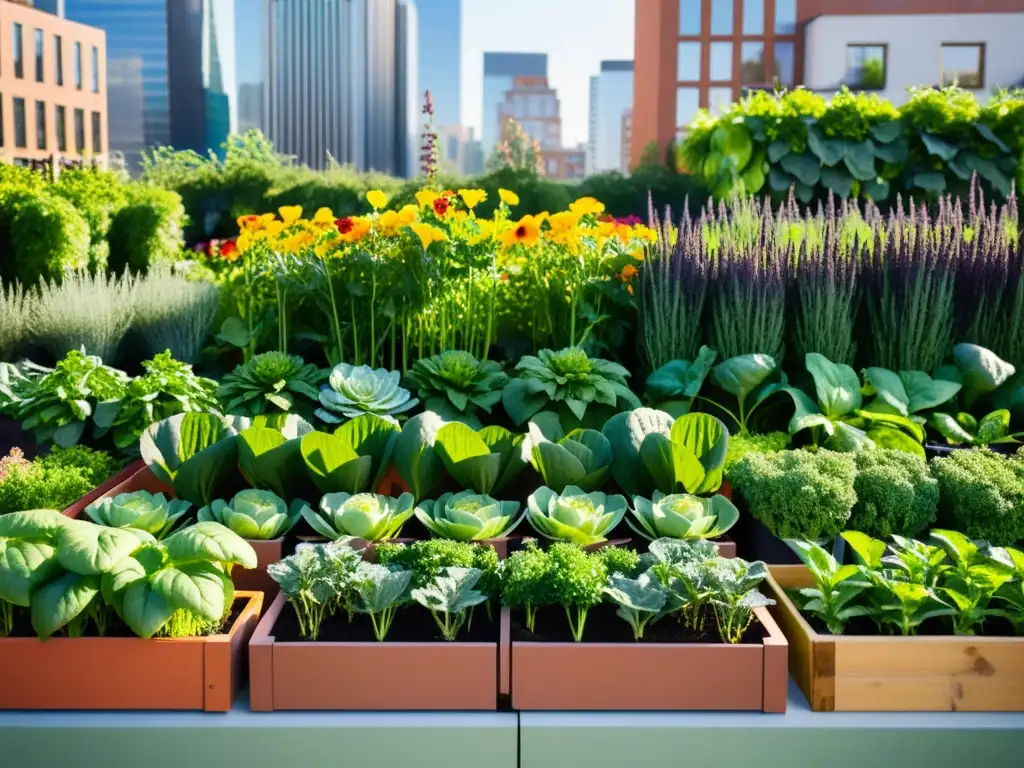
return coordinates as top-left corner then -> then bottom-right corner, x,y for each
316,364 -> 418,424
627,491 -> 739,542
434,422 -> 526,495
525,415 -> 612,493
197,489 -> 304,540
300,414 -> 400,494
85,490 -> 192,539
303,492 -> 415,542
525,486 -> 628,546
414,490 -> 523,541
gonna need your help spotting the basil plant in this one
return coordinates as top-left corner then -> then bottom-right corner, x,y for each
415,490 -> 524,542
302,492 -> 415,542
525,486 -> 628,546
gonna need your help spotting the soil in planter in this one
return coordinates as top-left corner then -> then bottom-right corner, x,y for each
4,600 -> 245,639
271,600 -> 500,644
511,603 -> 765,645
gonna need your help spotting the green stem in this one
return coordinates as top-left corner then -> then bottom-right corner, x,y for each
350,300 -> 361,366
326,268 -> 343,364
370,269 -> 377,367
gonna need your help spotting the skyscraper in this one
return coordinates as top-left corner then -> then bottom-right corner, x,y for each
481,52 -> 546,156
235,0 -> 265,133
591,60 -> 633,174
64,0 -> 236,170
396,0 -> 419,177
416,0 -> 460,128
586,74 -> 598,175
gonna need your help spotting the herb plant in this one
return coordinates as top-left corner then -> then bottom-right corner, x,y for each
0,446 -> 120,515
547,542 -> 608,642
931,448 -> 1024,545
350,562 -> 412,641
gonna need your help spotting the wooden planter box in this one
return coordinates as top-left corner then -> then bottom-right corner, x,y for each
250,592 -> 504,711
766,565 -> 1024,712
60,459 -> 146,517
509,607 -> 788,711
0,592 -> 262,711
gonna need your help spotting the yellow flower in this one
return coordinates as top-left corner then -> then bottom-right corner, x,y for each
315,239 -> 336,259
409,222 -> 447,250
237,214 -> 262,232
237,231 -> 252,252
376,210 -> 403,236
263,220 -> 285,238
570,197 -> 605,216
416,189 -> 440,208
336,216 -> 372,244
279,206 -> 303,225
631,224 -> 657,243
498,189 -> 519,206
500,215 -> 542,249
258,213 -> 277,226
548,211 -> 582,233
281,231 -> 314,253
367,190 -> 388,210
459,189 -> 488,210
313,207 -> 335,225
398,204 -> 419,224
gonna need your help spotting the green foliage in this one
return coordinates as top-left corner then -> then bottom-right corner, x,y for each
197,489 -> 303,540
300,413 -> 399,495
376,538 -> 500,596
849,450 -> 938,539
267,540 -> 363,640
131,268 -> 221,364
525,486 -> 628,546
350,561 -> 412,641
219,352 -> 327,420
0,188 -> 89,286
107,186 -> 186,273
405,351 -> 508,426
500,540 -> 555,633
414,490 -> 523,541
788,539 -> 871,635
547,542 -> 608,642
51,168 -> 129,271
643,346 -> 717,418
303,492 -> 414,542
84,491 -> 192,539
433,422 -> 527,496
0,446 -> 120,515
727,449 -> 857,540
525,416 -> 613,493
316,364 -> 418,424
931,449 -> 1024,545
0,282 -> 28,361
723,431 -> 790,470
410,567 -> 490,641
628,491 -> 739,542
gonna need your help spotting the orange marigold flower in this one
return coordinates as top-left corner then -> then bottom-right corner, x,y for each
500,215 -> 541,248
620,264 -> 638,280
237,214 -> 261,231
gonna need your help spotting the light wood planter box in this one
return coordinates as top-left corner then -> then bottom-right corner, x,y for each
508,607 -> 788,712
250,592 -> 505,711
767,565 -> 1024,712
0,592 -> 263,711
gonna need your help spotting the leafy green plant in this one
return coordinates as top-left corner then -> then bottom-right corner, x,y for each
236,418 -> 312,500
707,557 -> 775,644
643,346 -> 717,418
994,546 -> 1024,634
405,351 -> 508,426
500,540 -> 555,633
433,422 -> 527,495
84,491 -> 192,539
627,491 -> 739,542
218,351 -> 327,420
131,267 -> 220,364
415,490 -> 523,541
788,538 -> 871,634
393,412 -> 447,501
704,353 -> 786,435
316,364 -> 418,424
501,347 -> 640,429
300,414 -> 399,495
525,417 -> 613,493
931,448 -> 1024,545
267,540 -> 363,640
107,185 -> 186,273
848,450 -> 938,539
930,529 -> 1015,635
927,344 -> 1020,446
376,539 -> 500,599
304,492 -> 414,541
197,489 -> 304,540
525,486 -> 628,546
602,571 -> 668,640
350,561 -> 412,641
723,431 -> 790,470
0,188 -> 89,286
0,446 -> 120,516
547,542 -> 608,642
602,409 -> 729,498
411,567 -> 489,641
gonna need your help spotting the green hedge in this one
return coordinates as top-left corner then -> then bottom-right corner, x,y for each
0,186 -> 89,285
51,169 -> 129,272
681,86 -> 1024,204
107,186 -> 186,273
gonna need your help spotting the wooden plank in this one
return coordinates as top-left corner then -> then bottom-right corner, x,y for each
766,569 -> 830,710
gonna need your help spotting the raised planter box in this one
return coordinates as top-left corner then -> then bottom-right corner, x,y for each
766,565 -> 1024,712
0,592 -> 263,711
59,459 -> 146,518
250,591 -> 504,711
509,607 -> 788,712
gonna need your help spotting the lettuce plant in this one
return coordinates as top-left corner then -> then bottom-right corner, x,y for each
84,490 -> 192,539
643,346 -> 717,418
627,491 -> 739,542
304,492 -> 415,542
197,489 -> 304,540
415,490 -> 523,541
525,486 -> 628,546
602,409 -> 729,498
411,566 -> 489,641
405,351 -> 508,426
218,351 -> 327,420
316,364 -> 418,424
525,416 -> 613,493
300,414 -> 399,495
502,347 -> 640,429
434,422 -> 526,495
237,418 -> 314,501
351,561 -> 412,641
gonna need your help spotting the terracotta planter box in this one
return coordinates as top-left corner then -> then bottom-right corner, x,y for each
509,607 -> 788,711
766,565 -> 1024,712
60,459 -> 146,517
0,592 -> 263,711
250,591 -> 505,711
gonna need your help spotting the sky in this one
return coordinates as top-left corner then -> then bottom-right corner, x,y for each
460,0 -> 635,147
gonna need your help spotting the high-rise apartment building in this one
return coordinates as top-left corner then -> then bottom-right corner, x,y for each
481,51 -> 546,156
588,60 -> 632,175
396,0 -> 418,177
0,0 -> 106,162
417,0 -> 460,128
63,0 -> 236,170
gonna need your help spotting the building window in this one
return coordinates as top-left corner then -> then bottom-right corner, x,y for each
710,42 -> 733,81
14,98 -> 27,148
775,0 -> 797,35
743,0 -> 764,35
940,44 -> 984,88
711,0 -> 734,35
709,87 -> 735,116
676,87 -> 699,128
773,42 -> 795,86
91,111 -> 102,153
74,108 -> 85,153
35,29 -> 44,83
74,42 -> 83,90
677,42 -> 701,81
13,24 -> 24,79
54,35 -> 64,86
55,105 -> 67,152
91,46 -> 100,93
846,45 -> 887,90
679,0 -> 701,35
35,100 -> 47,150
741,43 -> 765,84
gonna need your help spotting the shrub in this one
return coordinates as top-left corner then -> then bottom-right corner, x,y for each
849,450 -> 938,539
931,448 -> 1024,546
131,267 -> 220,363
0,188 -> 89,285
107,186 -> 186,273
727,449 -> 857,539
0,445 -> 120,515
51,168 -> 129,272
724,431 -> 791,471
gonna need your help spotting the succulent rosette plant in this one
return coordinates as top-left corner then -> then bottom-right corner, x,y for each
405,351 -> 508,426
526,485 -> 629,546
218,351 -> 327,419
197,489 -> 304,540
317,364 -> 419,424
302,492 -> 415,542
84,490 -> 193,539
627,490 -> 740,542
414,490 -> 524,541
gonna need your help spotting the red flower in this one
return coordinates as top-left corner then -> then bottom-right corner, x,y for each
335,217 -> 355,234
220,240 -> 238,259
433,197 -> 450,217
